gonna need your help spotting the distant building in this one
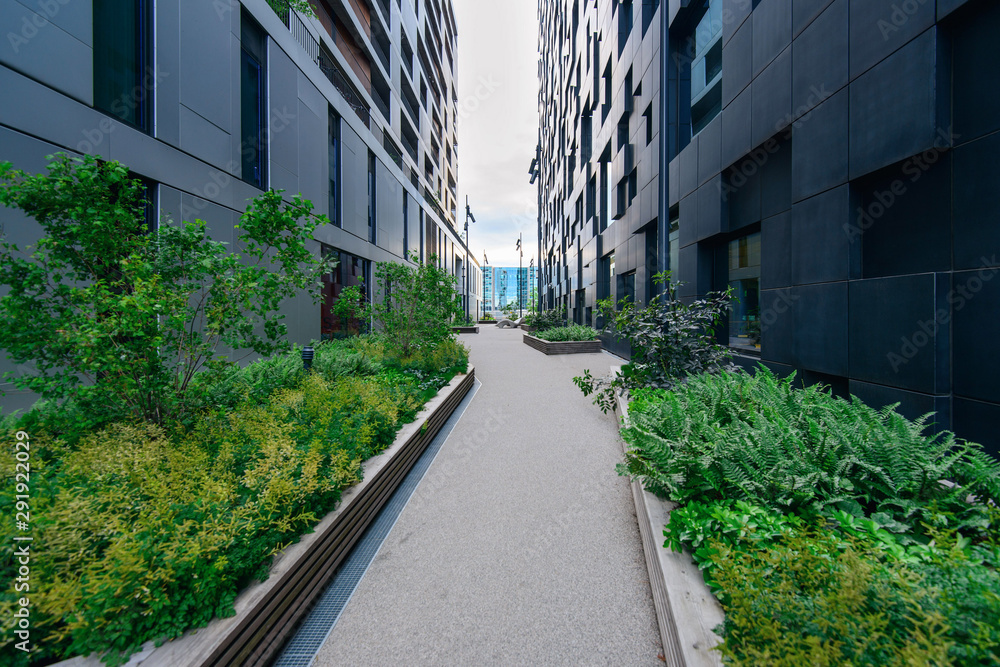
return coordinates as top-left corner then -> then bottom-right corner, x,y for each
482,265 -> 538,314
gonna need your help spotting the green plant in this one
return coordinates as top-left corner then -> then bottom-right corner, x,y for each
0,154 -> 335,424
524,306 -> 566,332
574,272 -> 734,413
710,530 -> 955,666
364,253 -> 462,358
621,368 -> 1000,536
535,325 -> 598,342
329,285 -> 366,336
0,333 -> 466,666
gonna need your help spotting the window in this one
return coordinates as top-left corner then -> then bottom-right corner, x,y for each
241,11 -> 267,188
644,103 -> 653,146
642,0 -> 659,36
668,208 -> 680,288
403,193 -> 409,257
368,151 -> 377,244
690,0 -> 723,135
581,110 -> 593,162
321,244 -> 370,339
619,270 -> 636,306
728,232 -> 761,352
618,0 -> 633,56
93,0 -> 151,131
328,110 -> 341,227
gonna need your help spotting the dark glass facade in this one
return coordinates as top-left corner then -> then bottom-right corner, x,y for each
93,0 -> 151,130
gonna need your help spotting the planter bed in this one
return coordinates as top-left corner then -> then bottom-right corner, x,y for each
56,368 -> 476,667
522,333 -> 602,355
519,324 -> 537,333
477,320 -> 496,325
452,326 -> 479,334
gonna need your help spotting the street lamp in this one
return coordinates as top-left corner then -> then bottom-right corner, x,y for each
465,196 -> 476,322
529,257 -> 534,314
516,234 -> 523,318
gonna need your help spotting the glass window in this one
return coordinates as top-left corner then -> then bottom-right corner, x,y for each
329,110 -> 340,227
321,244 -> 370,339
728,232 -> 761,353
241,11 -> 267,188
668,215 -> 680,288
690,0 -> 722,135
94,0 -> 151,131
368,151 -> 377,244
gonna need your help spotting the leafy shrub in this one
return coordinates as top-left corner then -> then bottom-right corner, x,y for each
665,499 -> 1000,665
524,306 -> 566,332
710,530 -> 954,666
364,253 -> 463,358
0,335 -> 466,666
0,154 -> 334,425
574,272 -> 733,412
535,325 -> 598,342
622,367 -> 1000,535
628,368 -> 1000,664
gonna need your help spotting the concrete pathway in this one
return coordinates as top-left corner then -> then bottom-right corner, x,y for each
313,325 -> 662,666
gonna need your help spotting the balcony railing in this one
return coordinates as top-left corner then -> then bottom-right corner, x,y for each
319,50 -> 370,126
267,0 -> 319,63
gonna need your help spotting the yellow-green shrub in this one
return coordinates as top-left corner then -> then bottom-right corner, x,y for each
0,360 -> 444,666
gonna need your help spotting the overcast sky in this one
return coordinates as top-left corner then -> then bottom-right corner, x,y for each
453,0 -> 539,269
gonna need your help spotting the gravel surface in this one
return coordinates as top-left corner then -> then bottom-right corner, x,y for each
313,325 -> 662,666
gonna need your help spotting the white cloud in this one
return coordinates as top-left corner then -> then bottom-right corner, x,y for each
453,0 -> 539,268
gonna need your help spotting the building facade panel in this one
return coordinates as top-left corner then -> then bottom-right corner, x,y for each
0,0 -> 479,413
539,0 -> 1000,456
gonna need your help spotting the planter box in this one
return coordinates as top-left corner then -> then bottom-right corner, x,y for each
520,325 -> 538,333
522,333 -> 602,355
615,389 -> 723,667
57,369 -> 476,667
452,326 -> 479,334
477,320 -> 496,325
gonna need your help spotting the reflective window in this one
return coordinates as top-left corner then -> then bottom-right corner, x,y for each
690,0 -> 722,135
728,232 -> 761,352
94,0 -> 151,131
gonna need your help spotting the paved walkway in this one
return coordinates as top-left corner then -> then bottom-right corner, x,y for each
313,325 -> 662,666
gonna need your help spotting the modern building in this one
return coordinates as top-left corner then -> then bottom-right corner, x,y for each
537,0 -> 1000,458
482,265 -> 539,315
0,0 -> 478,412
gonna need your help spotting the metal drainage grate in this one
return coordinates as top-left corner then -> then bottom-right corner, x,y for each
272,379 -> 480,667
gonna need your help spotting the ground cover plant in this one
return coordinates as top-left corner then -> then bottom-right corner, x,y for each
535,325 -> 598,342
622,368 -> 1000,665
0,337 -> 468,667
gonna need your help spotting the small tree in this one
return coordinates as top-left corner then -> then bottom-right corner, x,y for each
574,272 -> 734,412
365,253 -> 462,357
0,154 -> 336,423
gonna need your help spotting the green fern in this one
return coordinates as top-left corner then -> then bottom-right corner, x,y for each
622,367 -> 1000,538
